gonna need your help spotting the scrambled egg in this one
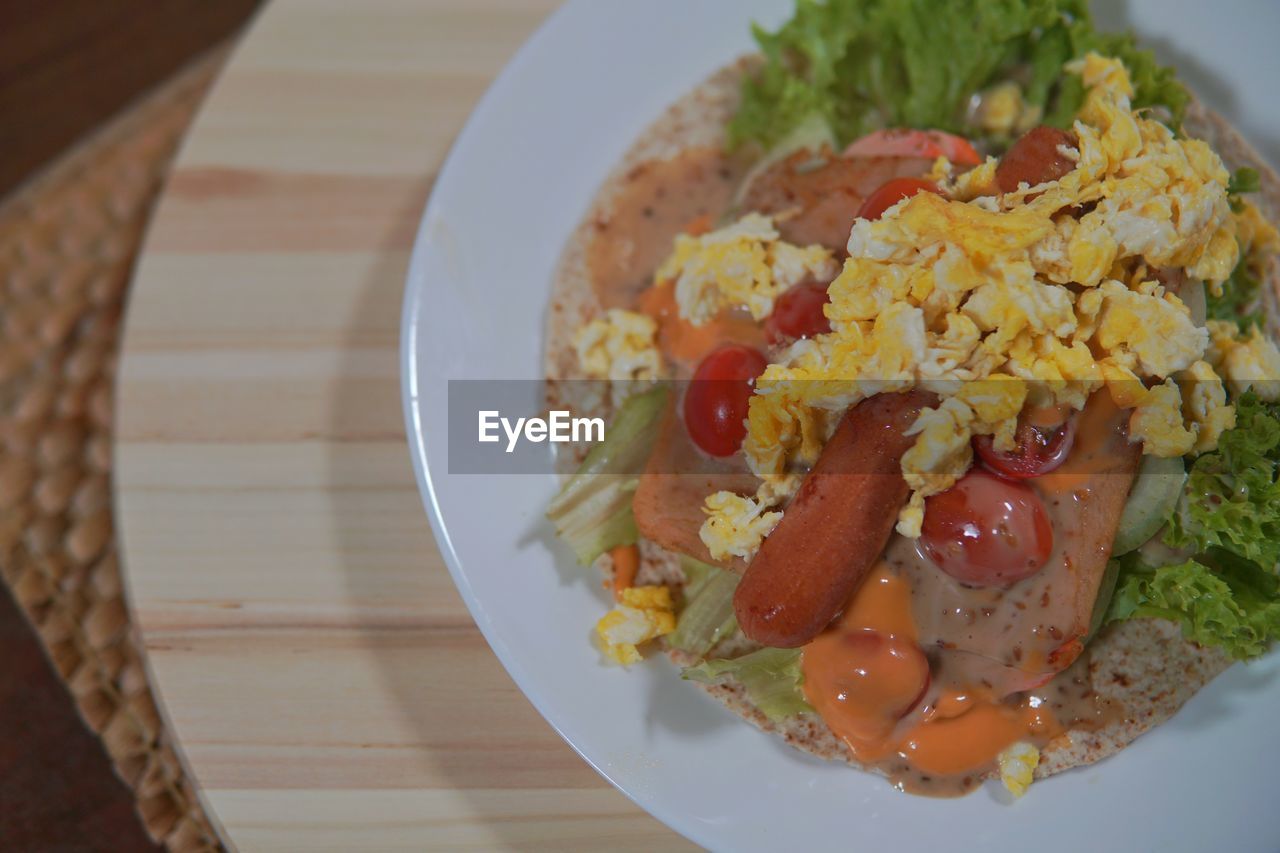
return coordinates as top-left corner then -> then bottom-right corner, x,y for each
698,475 -> 800,561
574,308 -> 663,405
1180,359 -> 1237,453
1208,321 -> 1280,402
998,742 -> 1040,799
595,586 -> 676,665
655,213 -> 838,325
739,52 -> 1273,537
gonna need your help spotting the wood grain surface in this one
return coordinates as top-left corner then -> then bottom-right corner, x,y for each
114,1 -> 695,849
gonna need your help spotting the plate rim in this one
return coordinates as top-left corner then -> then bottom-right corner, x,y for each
399,2 -> 1280,849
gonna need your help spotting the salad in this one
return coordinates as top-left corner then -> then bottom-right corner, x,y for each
545,0 -> 1280,798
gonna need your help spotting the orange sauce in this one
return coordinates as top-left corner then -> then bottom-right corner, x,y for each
1024,402 -> 1072,429
902,701 -> 1062,777
926,688 -> 977,721
802,564 -> 1066,781
838,565 -> 918,640
1038,392 -> 1129,491
802,567 -> 924,761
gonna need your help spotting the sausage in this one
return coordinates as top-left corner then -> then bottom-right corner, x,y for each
996,126 -> 1077,194
741,150 -> 935,250
733,390 -> 936,648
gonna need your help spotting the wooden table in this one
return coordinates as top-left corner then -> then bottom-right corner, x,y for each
115,1 -> 693,848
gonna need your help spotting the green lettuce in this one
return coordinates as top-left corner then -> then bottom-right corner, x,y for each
1103,394 -> 1280,660
668,558 -> 740,657
1106,550 -> 1280,660
1166,394 -> 1280,569
1207,169 -> 1267,330
1206,255 -> 1263,332
683,648 -> 813,721
730,0 -> 1187,151
1228,167 -> 1262,197
546,387 -> 667,565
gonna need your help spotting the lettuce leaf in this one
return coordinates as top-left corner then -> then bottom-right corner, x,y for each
668,558 -> 740,657
1166,394 -> 1280,569
1102,395 -> 1280,660
546,387 -> 667,565
1206,170 -> 1267,329
730,0 -> 1186,151
1206,254 -> 1263,332
1106,550 -> 1280,660
683,648 -> 813,721
1228,167 -> 1262,197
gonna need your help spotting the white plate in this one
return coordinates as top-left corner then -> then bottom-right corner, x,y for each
402,2 -> 1280,849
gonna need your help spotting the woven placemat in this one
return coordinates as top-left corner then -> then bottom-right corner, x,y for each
0,49 -> 230,852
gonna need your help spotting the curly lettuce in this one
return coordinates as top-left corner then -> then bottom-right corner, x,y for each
1107,550 -> 1280,660
1209,170 -> 1268,330
1104,394 -> 1280,659
1207,255 -> 1263,332
730,0 -> 1187,151
1166,394 -> 1280,569
1228,167 -> 1262,198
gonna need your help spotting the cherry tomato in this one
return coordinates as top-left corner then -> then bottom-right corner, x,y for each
973,418 -> 1076,480
921,469 -> 1053,587
858,178 -> 941,221
765,284 -> 831,344
684,345 -> 769,457
843,129 -> 983,166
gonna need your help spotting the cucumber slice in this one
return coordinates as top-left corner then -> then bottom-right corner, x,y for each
1084,556 -> 1122,643
1112,454 -> 1186,557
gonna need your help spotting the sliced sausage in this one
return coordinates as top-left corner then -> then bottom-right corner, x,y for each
733,390 -> 937,648
940,393 -> 1141,698
741,150 -> 935,250
996,126 -> 1078,194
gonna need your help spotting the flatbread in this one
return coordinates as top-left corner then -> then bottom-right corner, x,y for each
543,58 -> 1276,784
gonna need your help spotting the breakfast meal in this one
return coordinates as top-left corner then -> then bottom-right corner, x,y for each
544,0 -> 1280,798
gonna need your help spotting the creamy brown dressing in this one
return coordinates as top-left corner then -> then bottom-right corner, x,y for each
899,395 -> 1137,687
586,146 -> 748,309
887,649 -> 1123,797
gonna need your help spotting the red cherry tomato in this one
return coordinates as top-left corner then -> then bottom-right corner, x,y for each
973,418 -> 1076,480
684,345 -> 769,457
921,469 -> 1053,587
844,129 -> 983,167
765,284 -> 831,344
858,178 -> 941,221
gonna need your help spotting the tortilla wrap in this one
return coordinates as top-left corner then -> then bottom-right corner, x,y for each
543,56 -> 1278,783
